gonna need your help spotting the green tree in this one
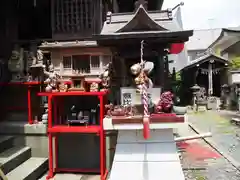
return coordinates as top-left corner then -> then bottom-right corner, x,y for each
176,71 -> 181,81
230,56 -> 240,69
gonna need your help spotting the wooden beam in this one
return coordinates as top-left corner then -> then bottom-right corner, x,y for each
175,133 -> 212,142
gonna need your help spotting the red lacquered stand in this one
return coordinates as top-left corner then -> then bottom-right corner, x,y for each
38,91 -> 108,180
0,81 -> 42,124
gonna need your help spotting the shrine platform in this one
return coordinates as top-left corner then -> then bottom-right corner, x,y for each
103,114 -> 187,130
104,114 -> 187,180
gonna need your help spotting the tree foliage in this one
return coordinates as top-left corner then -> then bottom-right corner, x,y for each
176,71 -> 181,81
230,56 -> 240,70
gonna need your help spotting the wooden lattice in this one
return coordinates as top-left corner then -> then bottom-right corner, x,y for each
52,0 -> 99,34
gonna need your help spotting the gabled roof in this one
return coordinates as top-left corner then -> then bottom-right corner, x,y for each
183,52 -> 229,70
116,5 -> 167,33
100,6 -> 186,35
96,5 -> 193,42
186,28 -> 222,51
208,26 -> 240,49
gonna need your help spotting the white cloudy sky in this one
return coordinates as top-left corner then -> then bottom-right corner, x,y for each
162,0 -> 240,30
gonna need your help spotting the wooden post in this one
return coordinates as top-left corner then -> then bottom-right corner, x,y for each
0,167 -> 7,180
208,62 -> 213,96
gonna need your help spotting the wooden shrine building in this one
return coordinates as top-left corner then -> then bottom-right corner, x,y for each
180,51 -> 230,105
94,3 -> 193,104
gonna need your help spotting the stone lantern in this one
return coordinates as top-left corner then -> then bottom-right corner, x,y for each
236,85 -> 240,111
221,84 -> 230,109
191,84 -> 200,108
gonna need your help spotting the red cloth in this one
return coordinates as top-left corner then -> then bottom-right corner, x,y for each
177,142 -> 221,160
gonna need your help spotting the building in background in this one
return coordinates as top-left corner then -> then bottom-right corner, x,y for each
186,28 -> 222,61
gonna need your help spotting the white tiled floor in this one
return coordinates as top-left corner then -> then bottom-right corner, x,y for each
114,143 -> 145,162
109,161 -> 185,180
109,129 -> 185,180
146,143 -> 179,162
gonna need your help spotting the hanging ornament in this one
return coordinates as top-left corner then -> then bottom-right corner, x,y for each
169,43 -> 184,54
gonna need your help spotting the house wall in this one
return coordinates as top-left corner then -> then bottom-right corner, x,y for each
50,47 -> 112,78
187,50 -> 205,61
217,41 -> 240,69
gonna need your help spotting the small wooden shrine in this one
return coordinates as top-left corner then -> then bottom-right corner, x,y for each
94,3 -> 193,104
180,51 -> 229,105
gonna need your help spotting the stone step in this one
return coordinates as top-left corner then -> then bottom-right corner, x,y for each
6,157 -> 48,180
39,173 -> 100,180
0,121 -> 47,135
0,136 -> 14,153
0,146 -> 31,174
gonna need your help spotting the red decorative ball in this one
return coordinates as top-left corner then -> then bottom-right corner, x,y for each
170,43 -> 184,54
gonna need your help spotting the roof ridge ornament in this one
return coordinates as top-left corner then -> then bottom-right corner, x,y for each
106,11 -> 112,24
134,0 -> 148,11
172,2 -> 184,11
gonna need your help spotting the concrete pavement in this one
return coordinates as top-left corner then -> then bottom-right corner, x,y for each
176,116 -> 240,180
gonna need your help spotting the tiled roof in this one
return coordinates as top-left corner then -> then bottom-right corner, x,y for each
186,28 -> 222,51
100,7 -> 182,35
223,26 -> 240,31
98,6 -> 192,72
39,41 -> 98,48
208,26 -> 240,49
183,52 -> 229,70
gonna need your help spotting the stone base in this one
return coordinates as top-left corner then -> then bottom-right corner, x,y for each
0,121 -> 48,157
108,129 -> 185,180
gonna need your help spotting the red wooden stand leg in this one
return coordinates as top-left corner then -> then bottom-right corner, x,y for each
27,86 -> 33,124
99,95 -> 106,180
47,133 -> 54,179
53,97 -> 57,125
54,97 -> 58,172
48,96 -> 53,128
47,95 -> 54,179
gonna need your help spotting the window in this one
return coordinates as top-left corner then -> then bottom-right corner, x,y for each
102,55 -> 111,67
63,56 -> 72,69
72,55 -> 90,73
53,0 -> 94,33
90,56 -> 100,68
62,55 -> 108,73
73,80 -> 82,88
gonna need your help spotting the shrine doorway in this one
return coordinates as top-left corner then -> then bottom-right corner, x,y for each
196,69 -> 221,97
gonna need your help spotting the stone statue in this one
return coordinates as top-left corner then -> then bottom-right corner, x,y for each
28,52 -> 37,67
8,46 -> 24,72
44,72 -> 61,92
100,63 -> 112,91
36,49 -> 44,65
43,59 -> 54,78
41,109 -> 48,124
29,49 -> 44,68
8,45 -> 25,81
